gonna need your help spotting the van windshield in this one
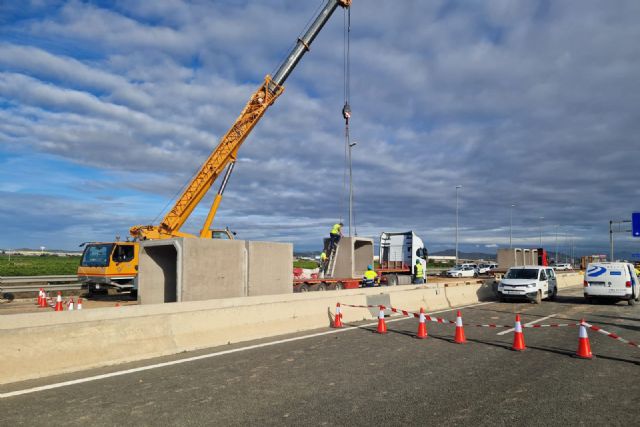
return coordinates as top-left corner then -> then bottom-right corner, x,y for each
81,244 -> 113,267
505,269 -> 539,280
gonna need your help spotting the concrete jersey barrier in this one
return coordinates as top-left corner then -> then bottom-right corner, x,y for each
0,274 -> 583,385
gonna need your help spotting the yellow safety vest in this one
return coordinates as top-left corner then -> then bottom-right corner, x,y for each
364,270 -> 378,281
331,223 -> 342,235
415,263 -> 424,278
320,252 -> 327,261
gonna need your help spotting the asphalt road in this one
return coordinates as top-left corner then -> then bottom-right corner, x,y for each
1,287 -> 639,426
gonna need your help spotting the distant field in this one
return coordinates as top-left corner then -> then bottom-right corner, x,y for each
293,260 -> 319,269
0,255 -> 81,276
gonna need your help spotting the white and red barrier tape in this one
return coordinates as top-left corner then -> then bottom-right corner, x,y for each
338,303 -> 578,328
583,321 -> 640,350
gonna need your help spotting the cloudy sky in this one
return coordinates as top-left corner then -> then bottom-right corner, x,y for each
1,0 -> 639,258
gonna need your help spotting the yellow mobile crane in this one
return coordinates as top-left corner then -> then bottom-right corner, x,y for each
78,0 -> 352,295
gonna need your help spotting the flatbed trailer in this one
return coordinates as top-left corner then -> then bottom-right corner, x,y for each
292,265 -> 413,292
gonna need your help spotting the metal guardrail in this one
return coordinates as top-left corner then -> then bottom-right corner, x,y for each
0,275 -> 82,294
0,275 -> 78,284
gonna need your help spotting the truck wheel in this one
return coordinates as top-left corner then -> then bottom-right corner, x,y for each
386,274 -> 398,287
534,290 -> 542,304
335,282 -> 344,290
299,284 -> 309,292
317,282 -> 327,291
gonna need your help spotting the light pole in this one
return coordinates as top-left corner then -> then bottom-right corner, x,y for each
554,225 -> 559,264
455,185 -> 462,265
509,204 -> 516,248
348,141 -> 357,237
538,216 -> 544,246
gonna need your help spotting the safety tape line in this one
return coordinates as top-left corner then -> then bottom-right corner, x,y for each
583,322 -> 640,349
338,303 -> 578,328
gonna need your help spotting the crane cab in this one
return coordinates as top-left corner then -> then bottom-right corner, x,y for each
77,242 -> 139,295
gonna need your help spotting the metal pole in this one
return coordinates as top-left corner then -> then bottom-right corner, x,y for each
348,142 -> 356,237
455,185 -> 462,265
539,216 -> 544,246
609,220 -> 613,261
509,204 -> 515,248
555,225 -> 559,264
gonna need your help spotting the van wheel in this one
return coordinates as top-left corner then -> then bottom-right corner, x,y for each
473,272 -> 478,278
628,297 -> 635,306
549,286 -> 557,300
534,290 -> 542,304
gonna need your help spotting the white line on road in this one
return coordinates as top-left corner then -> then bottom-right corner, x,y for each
497,314 -> 556,336
0,301 -> 494,399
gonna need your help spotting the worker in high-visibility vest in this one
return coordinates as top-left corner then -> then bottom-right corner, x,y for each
635,263 -> 640,278
413,259 -> 425,284
320,251 -> 327,263
362,265 -> 378,287
329,222 -> 343,251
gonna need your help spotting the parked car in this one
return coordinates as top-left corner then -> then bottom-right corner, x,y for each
497,265 -> 558,304
478,263 -> 498,274
446,266 -> 477,278
553,263 -> 572,271
583,262 -> 639,305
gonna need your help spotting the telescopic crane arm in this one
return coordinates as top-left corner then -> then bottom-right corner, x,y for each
130,0 -> 352,240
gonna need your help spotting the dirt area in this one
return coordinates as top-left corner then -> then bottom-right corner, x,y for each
0,292 -> 138,315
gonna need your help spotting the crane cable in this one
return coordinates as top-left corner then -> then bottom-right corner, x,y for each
341,6 -> 357,236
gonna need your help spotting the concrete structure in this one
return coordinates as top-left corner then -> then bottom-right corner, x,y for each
497,248 -> 539,269
138,238 -> 292,304
330,236 -> 374,278
0,273 -> 584,385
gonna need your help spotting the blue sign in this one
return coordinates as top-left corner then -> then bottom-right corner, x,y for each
632,253 -> 640,260
634,212 -> 640,237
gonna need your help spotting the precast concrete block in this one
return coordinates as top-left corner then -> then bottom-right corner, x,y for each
330,236 -> 374,279
245,241 -> 293,296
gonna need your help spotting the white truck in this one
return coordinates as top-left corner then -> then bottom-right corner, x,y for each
378,231 -> 428,286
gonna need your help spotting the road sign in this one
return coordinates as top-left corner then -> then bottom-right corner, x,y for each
632,253 -> 640,260
633,212 -> 640,237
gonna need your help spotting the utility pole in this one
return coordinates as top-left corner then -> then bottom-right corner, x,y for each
455,185 -> 462,265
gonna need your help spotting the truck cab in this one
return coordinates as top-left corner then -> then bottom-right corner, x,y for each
378,231 -> 428,285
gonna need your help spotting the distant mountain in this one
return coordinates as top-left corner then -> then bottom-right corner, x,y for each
431,249 -> 496,261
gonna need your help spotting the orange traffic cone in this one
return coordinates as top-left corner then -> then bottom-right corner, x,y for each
333,303 -> 344,328
115,303 -> 121,308
576,320 -> 593,359
454,310 -> 466,344
512,314 -> 526,351
54,292 -> 63,312
67,297 -> 75,311
77,298 -> 83,310
376,306 -> 387,334
416,307 -> 427,339
36,288 -> 43,306
39,290 -> 48,308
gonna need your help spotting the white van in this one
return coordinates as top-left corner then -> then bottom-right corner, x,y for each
584,262 -> 640,305
497,265 -> 558,304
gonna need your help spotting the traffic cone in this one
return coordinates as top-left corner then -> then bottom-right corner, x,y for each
115,303 -> 121,308
36,288 -> 43,306
376,306 -> 387,334
416,307 -> 427,339
512,314 -> 526,351
54,292 -> 63,312
39,291 -> 48,308
332,303 -> 343,328
67,297 -> 75,311
454,310 -> 466,344
77,298 -> 83,310
576,320 -> 593,359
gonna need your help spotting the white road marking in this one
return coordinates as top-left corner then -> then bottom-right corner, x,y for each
497,314 -> 556,336
0,301 -> 494,399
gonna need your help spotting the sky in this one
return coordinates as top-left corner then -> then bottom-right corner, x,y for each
0,0 -> 639,259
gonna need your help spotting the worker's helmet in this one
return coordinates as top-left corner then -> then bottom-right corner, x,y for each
367,264 -> 373,270
416,259 -> 421,264
339,222 -> 344,226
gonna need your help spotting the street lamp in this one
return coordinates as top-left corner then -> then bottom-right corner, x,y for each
455,185 -> 462,265
554,225 -> 559,264
509,204 -> 516,248
348,141 -> 357,237
538,216 -> 544,246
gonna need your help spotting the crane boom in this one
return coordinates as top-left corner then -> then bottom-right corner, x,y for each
130,0 -> 351,240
